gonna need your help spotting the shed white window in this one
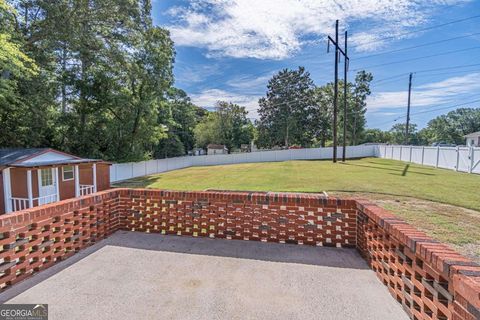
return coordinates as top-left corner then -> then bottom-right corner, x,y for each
62,166 -> 74,181
41,169 -> 53,186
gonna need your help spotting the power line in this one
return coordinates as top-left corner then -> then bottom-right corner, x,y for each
412,69 -> 480,80
414,62 -> 480,73
371,63 -> 480,86
178,15 -> 480,90
301,15 -> 480,63
371,69 -> 480,87
304,15 -> 480,65
191,65 -> 326,95
184,42 -> 479,95
202,65 -> 480,116
203,77 -> 352,114
370,96 -> 480,127
198,61 -> 480,117
352,46 -> 480,71
370,14 -> 480,42
411,99 -> 480,116
354,32 -> 480,60
372,73 -> 410,84
371,62 -> 480,84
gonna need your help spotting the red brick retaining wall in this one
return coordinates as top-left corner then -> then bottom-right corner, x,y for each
357,200 -> 480,320
0,188 -> 478,320
120,189 -> 357,247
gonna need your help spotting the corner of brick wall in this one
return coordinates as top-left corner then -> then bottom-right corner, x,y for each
356,199 -> 480,320
0,189 -> 123,289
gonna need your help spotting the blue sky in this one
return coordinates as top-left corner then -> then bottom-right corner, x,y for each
152,0 -> 480,130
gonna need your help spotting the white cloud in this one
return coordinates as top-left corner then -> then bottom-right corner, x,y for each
375,111 -> 401,116
226,74 -> 272,91
367,72 -> 480,111
174,63 -> 222,84
163,0 -> 468,59
349,33 -> 388,52
190,89 -> 261,118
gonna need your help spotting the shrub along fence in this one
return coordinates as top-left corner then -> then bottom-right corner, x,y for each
0,188 -> 478,319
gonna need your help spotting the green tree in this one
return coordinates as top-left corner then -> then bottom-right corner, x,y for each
3,0 -> 177,162
0,0 -> 53,148
153,89 -> 206,158
168,88 -> 207,153
194,101 -> 253,152
257,67 -> 315,148
310,85 -> 333,147
389,123 -> 419,145
306,71 -> 372,148
361,129 -> 391,144
58,0 -> 175,161
418,108 -> 480,145
350,71 -> 373,145
194,112 -> 217,149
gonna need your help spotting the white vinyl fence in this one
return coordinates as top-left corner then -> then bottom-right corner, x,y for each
110,145 -> 377,183
376,145 -> 480,174
110,144 -> 480,183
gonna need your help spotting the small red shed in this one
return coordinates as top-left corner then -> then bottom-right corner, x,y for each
0,148 -> 110,214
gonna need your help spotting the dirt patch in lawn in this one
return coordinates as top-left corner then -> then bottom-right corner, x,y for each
332,191 -> 480,264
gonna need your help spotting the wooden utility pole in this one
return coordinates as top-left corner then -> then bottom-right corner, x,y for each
328,20 -> 348,163
405,73 -> 413,145
332,21 -> 339,163
342,31 -> 348,162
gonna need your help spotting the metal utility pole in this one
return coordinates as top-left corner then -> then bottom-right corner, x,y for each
405,73 -> 413,145
328,20 -> 348,163
342,31 -> 348,162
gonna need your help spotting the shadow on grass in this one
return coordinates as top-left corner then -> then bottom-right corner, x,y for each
366,159 -> 436,171
112,175 -> 162,188
340,162 -> 434,176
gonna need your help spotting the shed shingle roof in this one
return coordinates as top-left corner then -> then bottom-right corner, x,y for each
464,131 -> 480,138
0,148 -> 102,167
0,148 -> 50,166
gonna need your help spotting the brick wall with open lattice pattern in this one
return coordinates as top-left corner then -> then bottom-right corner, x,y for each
0,188 -> 478,320
120,189 -> 357,247
357,200 -> 480,320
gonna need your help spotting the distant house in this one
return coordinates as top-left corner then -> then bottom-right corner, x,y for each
465,131 -> 480,147
207,144 -> 228,155
0,148 -> 111,214
190,148 -> 206,156
240,144 -> 250,153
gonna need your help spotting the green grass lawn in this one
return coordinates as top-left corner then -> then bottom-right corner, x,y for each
116,157 -> 479,211
114,157 -> 480,262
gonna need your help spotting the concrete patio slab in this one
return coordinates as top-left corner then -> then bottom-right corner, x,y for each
2,232 -> 408,320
